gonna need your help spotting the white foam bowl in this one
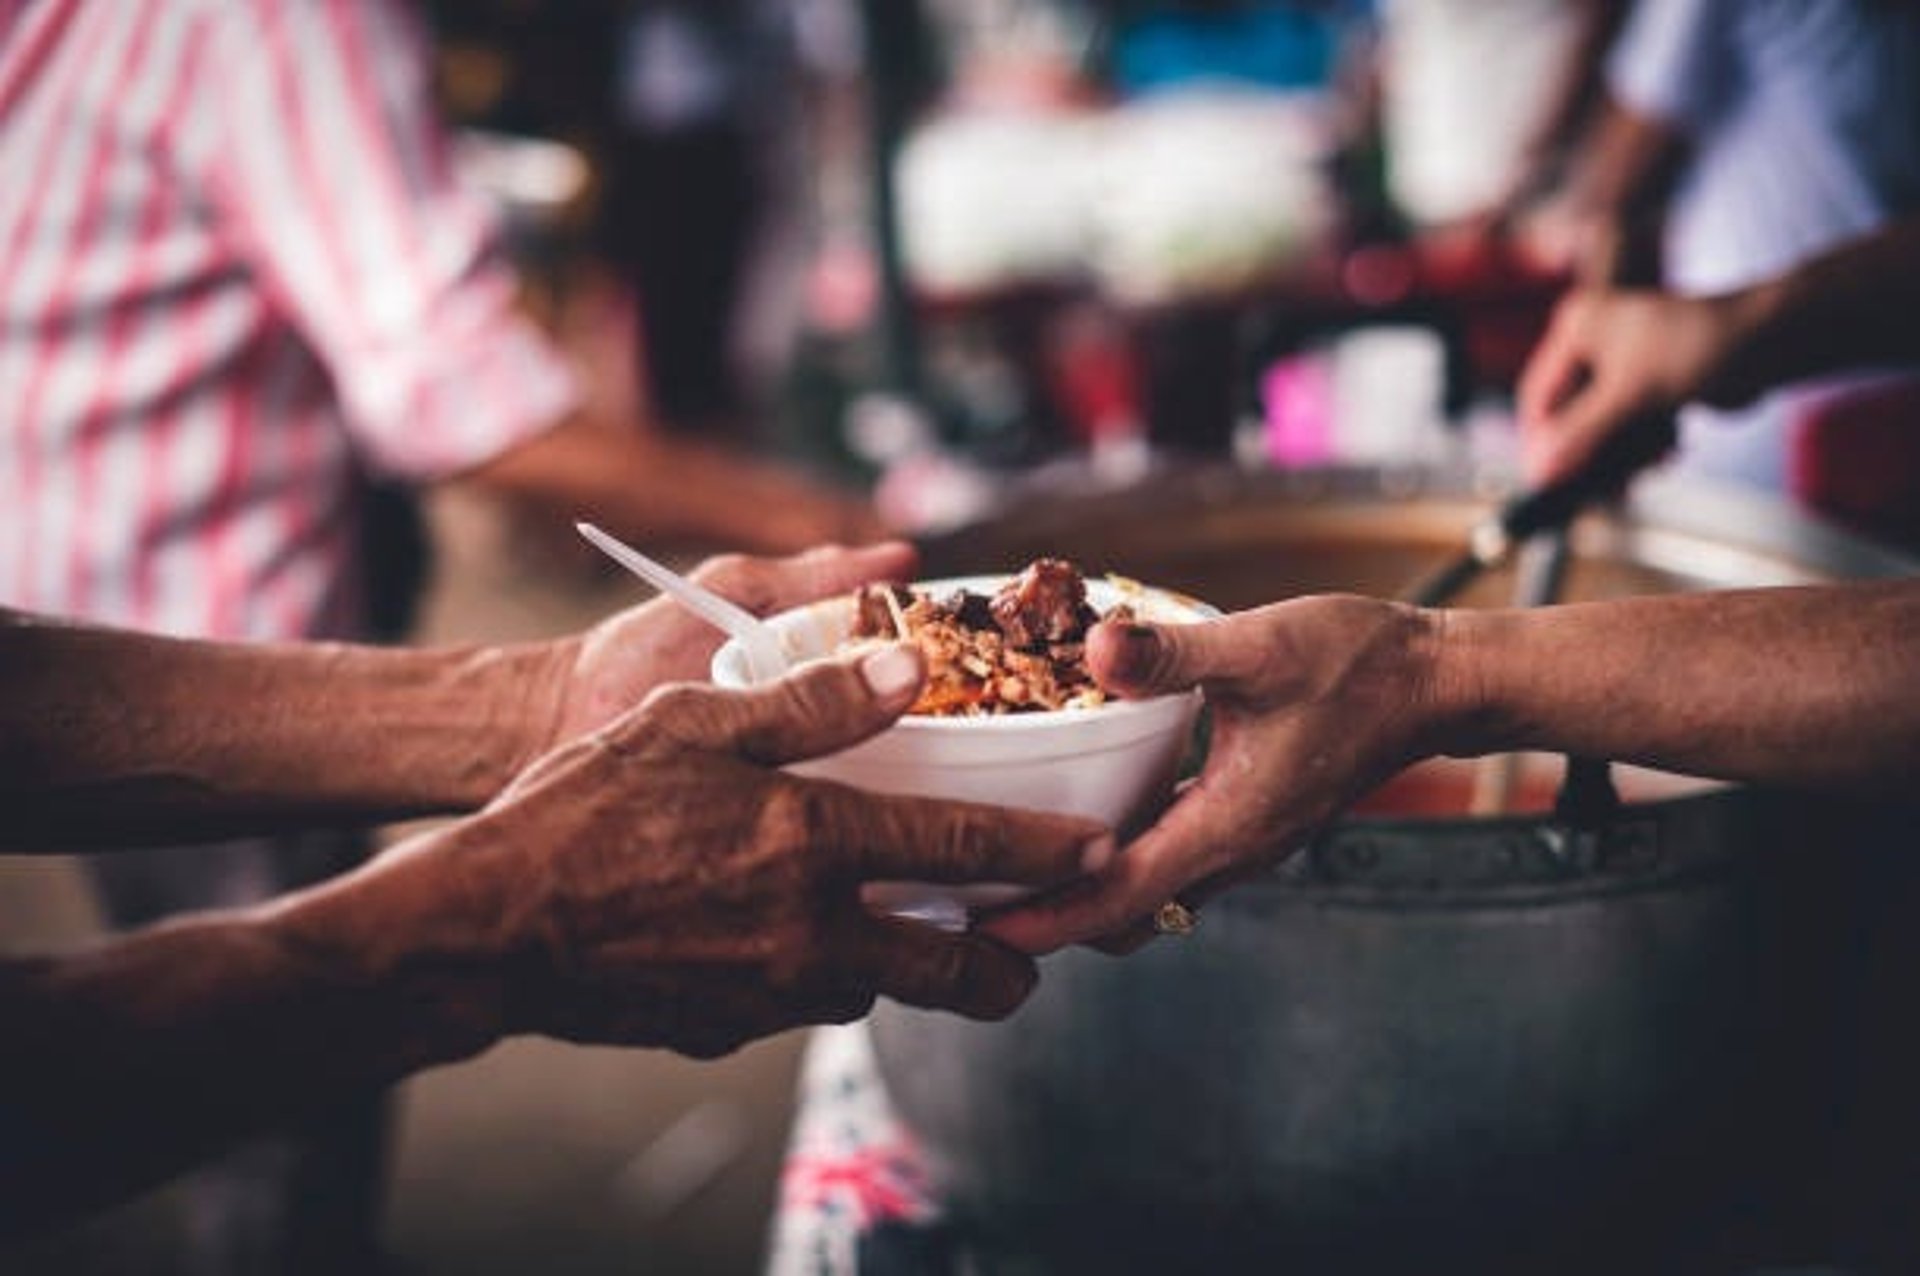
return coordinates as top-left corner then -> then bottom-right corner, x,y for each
711,575 -> 1214,924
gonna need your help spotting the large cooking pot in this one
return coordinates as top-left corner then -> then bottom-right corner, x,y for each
870,466 -> 1919,1274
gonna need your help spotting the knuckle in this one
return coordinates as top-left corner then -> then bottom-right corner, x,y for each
631,681 -> 730,754
899,943 -> 983,1011
756,781 -> 830,868
637,681 -> 711,730
694,553 -> 778,615
927,939 -> 979,990
782,660 -> 864,722
691,552 -> 752,591
930,809 -> 995,875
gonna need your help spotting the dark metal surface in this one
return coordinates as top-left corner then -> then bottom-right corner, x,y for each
874,791 -> 1846,1272
880,467 -> 1920,1273
1494,414 -> 1678,552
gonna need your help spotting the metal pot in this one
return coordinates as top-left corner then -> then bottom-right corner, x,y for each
869,465 -> 1918,1273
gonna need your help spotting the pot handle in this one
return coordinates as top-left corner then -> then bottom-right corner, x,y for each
1555,755 -> 1619,829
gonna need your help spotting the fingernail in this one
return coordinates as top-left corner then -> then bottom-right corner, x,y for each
1080,835 -> 1116,874
1106,625 -> 1160,683
860,642 -> 922,700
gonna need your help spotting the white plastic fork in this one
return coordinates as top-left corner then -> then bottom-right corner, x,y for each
575,521 -> 789,683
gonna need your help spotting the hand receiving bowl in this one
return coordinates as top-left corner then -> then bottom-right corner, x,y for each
711,575 -> 1213,927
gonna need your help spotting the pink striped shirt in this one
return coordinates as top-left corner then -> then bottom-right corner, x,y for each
0,0 -> 578,640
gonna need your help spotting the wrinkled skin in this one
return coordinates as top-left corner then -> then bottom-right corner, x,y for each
405,647 -> 1110,1058
983,597 -> 1443,955
0,542 -> 922,852
0,565 -> 1110,1228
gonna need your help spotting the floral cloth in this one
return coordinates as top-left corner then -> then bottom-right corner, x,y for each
767,1024 -> 958,1276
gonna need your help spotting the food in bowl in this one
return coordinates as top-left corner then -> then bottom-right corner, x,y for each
710,567 -> 1213,924
846,558 -> 1134,717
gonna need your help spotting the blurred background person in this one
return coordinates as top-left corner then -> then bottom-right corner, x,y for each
603,0 -> 792,432
1520,215 -> 1920,549
0,0 -> 878,1270
1373,0 -> 1628,241
1517,0 -> 1920,532
428,0 -> 814,438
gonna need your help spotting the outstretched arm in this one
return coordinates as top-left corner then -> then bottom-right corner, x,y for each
1440,581 -> 1920,786
986,580 -> 1920,954
0,542 -> 915,851
0,609 -> 552,849
458,412 -> 886,558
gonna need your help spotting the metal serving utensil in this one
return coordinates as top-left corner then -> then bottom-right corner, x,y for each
575,521 -> 789,683
1404,414 -> 1677,609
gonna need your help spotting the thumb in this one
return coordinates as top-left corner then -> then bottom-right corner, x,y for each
1088,617 -> 1256,700
629,642 -> 926,764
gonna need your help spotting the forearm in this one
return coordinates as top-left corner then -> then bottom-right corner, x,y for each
1434,582 -> 1920,790
0,611 -> 562,850
1716,217 -> 1920,394
460,415 -> 875,555
0,832 -> 507,1235
1516,1 -> 1633,182
1560,99 -> 1686,234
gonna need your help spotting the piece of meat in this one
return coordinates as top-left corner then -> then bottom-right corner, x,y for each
843,560 -> 1123,715
990,558 -> 1095,650
944,589 -> 998,632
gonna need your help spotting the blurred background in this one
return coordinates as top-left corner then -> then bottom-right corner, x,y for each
4,0 -> 1916,1272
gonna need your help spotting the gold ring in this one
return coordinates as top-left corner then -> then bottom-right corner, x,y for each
1152,900 -> 1198,936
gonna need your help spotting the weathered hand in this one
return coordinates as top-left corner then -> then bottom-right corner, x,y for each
981,598 -> 1445,956
377,644 -> 1109,1058
1516,287 -> 1770,486
539,540 -> 919,754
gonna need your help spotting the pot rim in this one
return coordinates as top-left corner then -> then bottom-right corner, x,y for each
1223,784 -> 1794,909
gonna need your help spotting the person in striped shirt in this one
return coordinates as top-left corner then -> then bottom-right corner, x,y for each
0,0 -> 880,641
0,0 -> 878,1267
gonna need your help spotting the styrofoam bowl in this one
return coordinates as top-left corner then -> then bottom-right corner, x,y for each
711,575 -> 1214,926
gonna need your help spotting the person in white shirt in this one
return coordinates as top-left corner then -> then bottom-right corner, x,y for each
1521,0 -> 1920,494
